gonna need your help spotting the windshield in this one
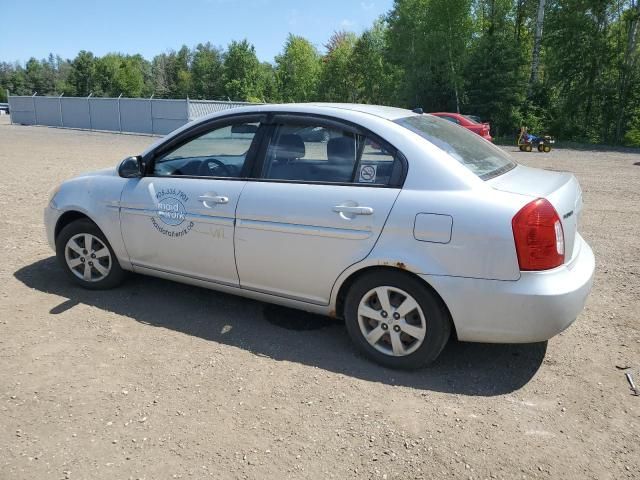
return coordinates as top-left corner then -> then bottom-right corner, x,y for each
395,115 -> 515,180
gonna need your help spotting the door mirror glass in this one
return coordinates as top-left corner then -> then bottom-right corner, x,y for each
118,156 -> 143,178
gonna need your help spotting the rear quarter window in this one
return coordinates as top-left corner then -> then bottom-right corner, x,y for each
396,115 -> 515,180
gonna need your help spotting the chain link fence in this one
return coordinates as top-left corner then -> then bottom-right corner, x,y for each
188,99 -> 254,120
6,93 -> 256,135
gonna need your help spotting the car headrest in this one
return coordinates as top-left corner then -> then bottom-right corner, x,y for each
327,136 -> 356,165
273,134 -> 305,161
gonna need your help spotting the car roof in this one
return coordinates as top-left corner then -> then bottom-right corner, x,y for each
142,103 -> 420,157
215,103 -> 418,121
296,103 -> 417,121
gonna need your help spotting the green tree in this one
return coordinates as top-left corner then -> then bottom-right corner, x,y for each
67,50 -> 97,96
528,0 -> 547,93
222,39 -> 262,101
151,53 -> 172,98
150,46 -> 192,98
172,45 -> 193,98
319,31 -> 358,101
275,34 -> 321,102
0,62 -> 25,98
544,0 -> 618,142
387,0 -> 472,111
624,102 -> 640,145
463,0 -> 527,136
116,55 -> 150,97
94,54 -> 149,97
53,56 -> 73,94
191,42 -> 224,99
614,0 -> 640,143
351,20 -> 395,104
1,3 -> 639,145
25,58 -> 47,94
259,61 -> 279,102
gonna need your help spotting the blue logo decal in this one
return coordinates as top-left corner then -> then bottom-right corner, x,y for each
152,189 -> 194,238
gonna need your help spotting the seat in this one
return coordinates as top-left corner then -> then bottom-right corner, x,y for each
273,134 -> 305,164
327,136 -> 356,165
268,134 -> 309,180
313,136 -> 356,182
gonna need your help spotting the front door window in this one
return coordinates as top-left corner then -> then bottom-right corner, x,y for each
154,122 -> 259,178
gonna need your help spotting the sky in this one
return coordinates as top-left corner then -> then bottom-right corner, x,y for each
0,0 -> 395,64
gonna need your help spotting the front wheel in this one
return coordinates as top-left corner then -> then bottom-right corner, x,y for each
344,271 -> 451,369
56,218 -> 126,289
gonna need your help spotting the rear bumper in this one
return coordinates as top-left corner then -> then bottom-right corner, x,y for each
422,234 -> 595,343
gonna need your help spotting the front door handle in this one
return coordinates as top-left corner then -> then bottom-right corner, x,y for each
332,205 -> 374,216
199,195 -> 229,206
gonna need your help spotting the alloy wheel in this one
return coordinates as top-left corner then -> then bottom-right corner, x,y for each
64,233 -> 112,282
357,286 -> 427,357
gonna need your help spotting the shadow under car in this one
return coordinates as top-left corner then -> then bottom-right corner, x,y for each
14,257 -> 547,396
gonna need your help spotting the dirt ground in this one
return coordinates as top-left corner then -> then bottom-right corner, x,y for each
1,116 -> 639,480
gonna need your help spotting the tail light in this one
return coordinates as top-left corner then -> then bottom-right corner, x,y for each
512,198 -> 564,271
482,123 -> 491,140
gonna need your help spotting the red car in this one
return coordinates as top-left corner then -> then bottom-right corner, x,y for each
430,112 -> 493,142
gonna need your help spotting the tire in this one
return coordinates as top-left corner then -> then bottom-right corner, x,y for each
344,270 -> 451,369
525,144 -> 533,152
56,218 -> 126,290
544,145 -> 551,153
538,143 -> 545,152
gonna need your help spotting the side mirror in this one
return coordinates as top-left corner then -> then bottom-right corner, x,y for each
118,155 -> 144,178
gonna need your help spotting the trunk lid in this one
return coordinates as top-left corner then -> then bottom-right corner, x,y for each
489,164 -> 583,261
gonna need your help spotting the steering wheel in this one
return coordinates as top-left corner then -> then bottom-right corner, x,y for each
198,158 -> 232,177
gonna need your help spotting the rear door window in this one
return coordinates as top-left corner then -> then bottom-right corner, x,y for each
260,121 -> 403,186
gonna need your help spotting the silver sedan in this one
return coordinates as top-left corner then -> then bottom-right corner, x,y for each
44,104 -> 595,369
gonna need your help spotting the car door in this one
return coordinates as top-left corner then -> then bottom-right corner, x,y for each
234,116 -> 406,305
119,116 -> 264,286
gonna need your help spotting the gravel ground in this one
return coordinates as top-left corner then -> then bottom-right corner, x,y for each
1,117 -> 639,480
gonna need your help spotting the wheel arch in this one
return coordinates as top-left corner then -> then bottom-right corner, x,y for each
332,265 -> 458,339
54,210 -> 97,243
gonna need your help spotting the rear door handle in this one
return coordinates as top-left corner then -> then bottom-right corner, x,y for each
199,195 -> 229,205
332,205 -> 374,216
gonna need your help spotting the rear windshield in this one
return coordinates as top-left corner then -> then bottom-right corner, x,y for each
395,115 -> 515,180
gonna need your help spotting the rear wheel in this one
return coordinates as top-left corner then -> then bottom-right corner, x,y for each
538,143 -> 545,152
525,144 -> 533,152
344,271 -> 451,369
56,219 -> 126,289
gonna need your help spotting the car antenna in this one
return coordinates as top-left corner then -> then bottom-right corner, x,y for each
412,107 -> 424,114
